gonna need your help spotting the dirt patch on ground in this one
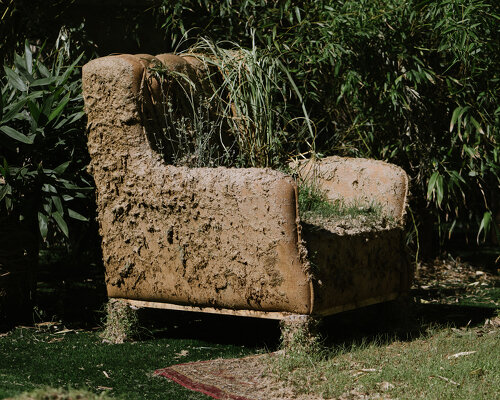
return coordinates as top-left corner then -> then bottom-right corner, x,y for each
156,352 -> 326,400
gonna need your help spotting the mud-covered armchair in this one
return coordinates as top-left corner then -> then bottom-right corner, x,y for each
82,53 -> 411,322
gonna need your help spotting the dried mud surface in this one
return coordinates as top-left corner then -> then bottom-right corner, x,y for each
82,54 -> 311,314
300,213 -> 399,236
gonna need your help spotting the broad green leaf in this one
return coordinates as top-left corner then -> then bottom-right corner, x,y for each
0,182 -> 11,202
1,92 -> 45,124
51,195 -> 64,214
427,171 -> 439,199
25,41 -> 33,74
68,111 -> 85,124
449,106 -> 461,133
0,125 -> 34,144
470,117 -> 484,134
52,211 -> 69,237
53,161 -> 71,174
436,174 -> 444,206
40,94 -> 55,120
30,77 -> 57,87
68,209 -> 88,221
48,93 -> 70,122
448,170 -> 465,184
4,66 -> 27,92
37,62 -> 50,78
27,99 -> 41,122
38,211 -> 48,239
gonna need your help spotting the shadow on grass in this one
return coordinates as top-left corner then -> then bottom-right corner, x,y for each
31,276 -> 497,352
318,296 -> 498,350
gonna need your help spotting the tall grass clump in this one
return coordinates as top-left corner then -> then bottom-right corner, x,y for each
187,37 -> 314,168
147,60 -> 233,167
298,182 -> 385,223
182,39 -> 314,167
157,0 -> 500,253
147,37 -> 314,169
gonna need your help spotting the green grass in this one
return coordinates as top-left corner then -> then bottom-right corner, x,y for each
270,269 -> 500,400
9,387 -> 114,399
270,323 -> 500,400
0,320 -> 265,400
2,256 -> 498,399
298,182 -> 385,222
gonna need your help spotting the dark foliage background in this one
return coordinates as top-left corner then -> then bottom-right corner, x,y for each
1,0 -> 499,264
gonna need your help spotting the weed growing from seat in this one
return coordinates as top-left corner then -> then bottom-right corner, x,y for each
298,181 -> 385,222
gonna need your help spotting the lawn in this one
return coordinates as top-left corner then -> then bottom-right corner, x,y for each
0,253 -> 498,400
0,312 -> 277,400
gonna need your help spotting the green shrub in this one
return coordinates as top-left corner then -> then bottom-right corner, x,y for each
0,43 -> 91,246
158,0 -> 500,250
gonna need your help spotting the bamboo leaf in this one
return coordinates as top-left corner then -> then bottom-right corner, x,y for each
52,211 -> 69,237
477,211 -> 492,244
449,106 -> 461,132
30,77 -> 57,87
51,195 -> 64,214
48,93 -> 70,122
38,211 -> 48,239
0,125 -> 34,144
0,182 -> 10,202
53,161 -> 71,174
24,40 -> 33,74
436,174 -> 444,206
68,209 -> 88,221
4,66 -> 27,92
427,171 -> 439,200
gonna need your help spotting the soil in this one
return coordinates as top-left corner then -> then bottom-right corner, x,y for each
300,212 -> 399,236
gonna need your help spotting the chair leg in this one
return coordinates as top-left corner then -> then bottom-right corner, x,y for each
101,298 -> 140,344
279,314 -> 322,350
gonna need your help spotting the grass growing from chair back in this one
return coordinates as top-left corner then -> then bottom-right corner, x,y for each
147,38 -> 315,169
146,60 -> 233,168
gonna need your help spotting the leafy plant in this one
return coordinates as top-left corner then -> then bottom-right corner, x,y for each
0,42 -> 90,244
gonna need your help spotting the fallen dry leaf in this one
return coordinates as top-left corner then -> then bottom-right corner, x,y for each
447,351 -> 476,359
174,349 -> 189,359
431,375 -> 460,386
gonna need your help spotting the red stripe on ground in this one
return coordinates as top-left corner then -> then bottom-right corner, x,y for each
154,367 -> 254,400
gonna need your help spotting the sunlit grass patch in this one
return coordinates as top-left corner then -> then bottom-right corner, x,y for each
270,321 -> 499,399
